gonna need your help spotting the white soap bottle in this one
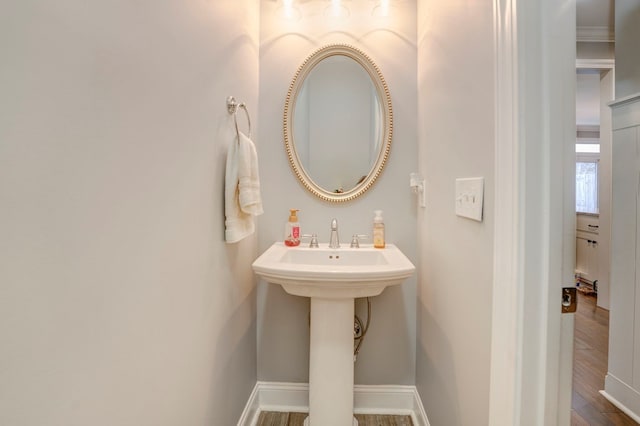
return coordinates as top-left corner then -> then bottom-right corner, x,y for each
373,210 -> 385,249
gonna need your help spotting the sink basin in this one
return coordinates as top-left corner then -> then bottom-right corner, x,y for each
252,242 -> 415,299
252,241 -> 415,426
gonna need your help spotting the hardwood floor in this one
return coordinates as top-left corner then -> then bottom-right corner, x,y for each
572,291 -> 638,425
257,412 -> 413,426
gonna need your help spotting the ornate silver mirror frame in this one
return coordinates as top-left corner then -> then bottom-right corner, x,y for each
283,44 -> 393,202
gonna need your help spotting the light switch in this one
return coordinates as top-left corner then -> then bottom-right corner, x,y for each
455,177 -> 484,222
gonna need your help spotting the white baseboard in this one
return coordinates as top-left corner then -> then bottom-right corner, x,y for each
236,383 -> 261,426
237,381 -> 430,426
602,373 -> 640,424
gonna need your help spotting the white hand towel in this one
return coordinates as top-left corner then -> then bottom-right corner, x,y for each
237,131 -> 264,216
225,131 -> 263,243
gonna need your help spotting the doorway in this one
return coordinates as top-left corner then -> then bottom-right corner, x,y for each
571,61 -> 637,421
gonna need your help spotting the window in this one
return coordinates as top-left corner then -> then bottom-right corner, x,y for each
576,145 -> 599,214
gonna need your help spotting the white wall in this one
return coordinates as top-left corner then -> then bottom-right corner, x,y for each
416,1 -> 495,425
597,68 -> 615,310
577,42 -> 615,61
257,0 -> 418,385
0,1 -> 259,425
615,0 -> 640,98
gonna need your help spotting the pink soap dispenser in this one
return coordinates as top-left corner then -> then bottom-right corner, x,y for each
284,209 -> 301,247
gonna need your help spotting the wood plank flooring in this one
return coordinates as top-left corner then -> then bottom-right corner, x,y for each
257,412 -> 413,426
572,292 -> 638,425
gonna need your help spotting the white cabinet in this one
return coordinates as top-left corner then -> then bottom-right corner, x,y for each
575,214 -> 600,292
576,235 -> 599,287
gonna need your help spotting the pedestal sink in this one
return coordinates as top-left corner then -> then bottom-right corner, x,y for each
252,242 -> 415,426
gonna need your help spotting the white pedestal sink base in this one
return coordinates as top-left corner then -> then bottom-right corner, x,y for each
303,416 -> 358,426
252,243 -> 415,426
306,297 -> 359,426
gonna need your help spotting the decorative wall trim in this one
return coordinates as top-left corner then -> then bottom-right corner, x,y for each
491,0 -> 576,424
236,381 -> 430,426
490,0 -> 523,424
576,124 -> 600,140
577,124 -> 600,133
576,59 -> 615,70
610,92 -> 640,131
236,383 -> 261,426
602,373 -> 640,423
577,26 -> 615,43
353,385 -> 429,425
610,92 -> 640,109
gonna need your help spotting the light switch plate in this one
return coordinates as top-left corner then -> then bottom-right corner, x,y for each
455,177 -> 484,221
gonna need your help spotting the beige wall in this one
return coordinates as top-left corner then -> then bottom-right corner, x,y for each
616,1 -> 640,98
0,1 -> 259,424
577,42 -> 615,61
416,1 -> 495,425
257,0 -> 419,385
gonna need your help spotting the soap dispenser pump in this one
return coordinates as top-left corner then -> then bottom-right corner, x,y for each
284,209 -> 301,247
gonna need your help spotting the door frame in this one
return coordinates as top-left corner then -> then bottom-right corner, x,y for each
576,59 -> 615,313
489,0 -> 577,424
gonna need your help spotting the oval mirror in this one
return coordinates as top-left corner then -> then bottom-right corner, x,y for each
284,44 -> 393,202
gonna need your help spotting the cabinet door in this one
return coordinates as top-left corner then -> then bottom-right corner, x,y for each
589,238 -> 599,285
576,236 -> 591,280
576,236 -> 599,284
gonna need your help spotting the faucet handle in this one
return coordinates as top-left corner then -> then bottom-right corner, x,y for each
301,234 -> 319,248
350,234 -> 368,248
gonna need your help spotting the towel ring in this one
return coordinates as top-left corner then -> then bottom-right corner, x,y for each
226,96 -> 252,140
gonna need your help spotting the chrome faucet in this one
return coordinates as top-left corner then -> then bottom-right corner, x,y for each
329,218 -> 340,248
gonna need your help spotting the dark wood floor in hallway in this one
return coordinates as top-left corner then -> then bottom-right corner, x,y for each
572,291 -> 638,425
